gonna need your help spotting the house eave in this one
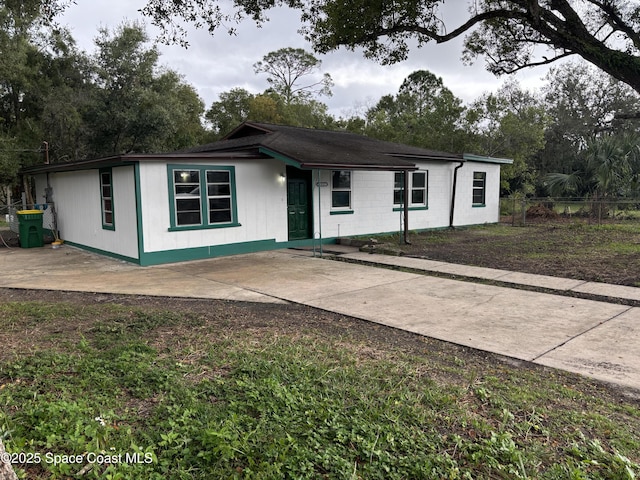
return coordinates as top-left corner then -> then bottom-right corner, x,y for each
463,153 -> 514,165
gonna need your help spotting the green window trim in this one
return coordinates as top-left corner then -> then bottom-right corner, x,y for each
167,164 -> 239,231
100,168 -> 115,230
330,210 -> 354,215
393,206 -> 428,212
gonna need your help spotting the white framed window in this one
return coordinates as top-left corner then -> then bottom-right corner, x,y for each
100,168 -> 115,230
331,170 -> 352,210
473,171 -> 486,206
394,171 -> 428,208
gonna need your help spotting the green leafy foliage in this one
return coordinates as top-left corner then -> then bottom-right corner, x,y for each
364,70 -> 467,152
0,300 -> 639,479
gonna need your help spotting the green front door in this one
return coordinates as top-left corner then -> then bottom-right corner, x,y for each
287,178 -> 310,240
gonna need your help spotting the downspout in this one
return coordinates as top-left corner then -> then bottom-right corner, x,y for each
403,169 -> 411,245
449,161 -> 464,229
316,169 -> 323,258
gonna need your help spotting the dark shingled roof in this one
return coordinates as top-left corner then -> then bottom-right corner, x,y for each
180,122 -> 463,170
26,122 -> 512,176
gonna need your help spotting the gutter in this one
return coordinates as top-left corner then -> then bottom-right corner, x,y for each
449,161 -> 464,228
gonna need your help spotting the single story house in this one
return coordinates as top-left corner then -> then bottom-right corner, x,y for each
23,122 -> 512,266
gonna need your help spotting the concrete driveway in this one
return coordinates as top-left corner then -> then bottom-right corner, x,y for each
1,244 -> 639,391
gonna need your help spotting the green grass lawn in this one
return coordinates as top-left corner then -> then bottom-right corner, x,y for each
1,298 -> 639,479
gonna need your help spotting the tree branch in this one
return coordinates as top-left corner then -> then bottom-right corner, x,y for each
356,9 -> 529,46
493,51 -> 574,75
585,0 -> 640,50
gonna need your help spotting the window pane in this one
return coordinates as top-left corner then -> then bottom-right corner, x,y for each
473,191 -> 485,204
175,185 -> 199,195
473,172 -> 485,204
208,184 -> 231,196
177,211 -> 202,225
412,190 -> 425,204
177,198 -> 201,212
394,172 -> 404,189
207,171 -> 230,183
104,212 -> 113,224
104,199 -> 112,211
332,191 -> 350,208
101,172 -> 111,185
175,170 -> 199,184
209,198 -> 231,211
210,210 -> 232,223
332,170 -> 351,189
102,186 -> 111,197
393,189 -> 403,205
412,172 -> 425,188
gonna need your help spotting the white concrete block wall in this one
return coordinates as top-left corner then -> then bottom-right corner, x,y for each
312,162 -> 463,238
451,162 -> 502,227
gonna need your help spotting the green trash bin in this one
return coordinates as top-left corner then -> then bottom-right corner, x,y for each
17,209 -> 44,248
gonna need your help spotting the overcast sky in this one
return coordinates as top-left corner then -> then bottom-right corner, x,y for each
59,1 -> 553,117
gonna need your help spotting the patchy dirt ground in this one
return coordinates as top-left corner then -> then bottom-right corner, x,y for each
389,221 -> 640,287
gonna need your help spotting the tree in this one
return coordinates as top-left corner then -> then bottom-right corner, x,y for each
205,88 -> 335,136
206,88 -> 254,136
535,62 -> 640,180
364,70 -> 465,151
253,48 -> 333,105
86,23 -> 205,156
39,28 -> 96,162
464,80 -> 547,194
139,0 -> 640,96
0,0 -> 65,200
545,133 -> 640,199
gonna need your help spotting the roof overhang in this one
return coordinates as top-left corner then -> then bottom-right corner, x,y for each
463,153 -> 514,165
258,146 -> 419,171
21,152 -> 264,175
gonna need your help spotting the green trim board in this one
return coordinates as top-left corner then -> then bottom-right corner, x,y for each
66,220 -> 502,267
330,210 -> 354,215
137,237 -> 338,266
393,206 -> 428,212
133,163 -> 144,263
168,222 -> 241,232
259,147 -> 302,167
64,240 -> 141,265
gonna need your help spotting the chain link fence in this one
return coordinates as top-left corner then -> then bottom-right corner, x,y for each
500,197 -> 640,226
